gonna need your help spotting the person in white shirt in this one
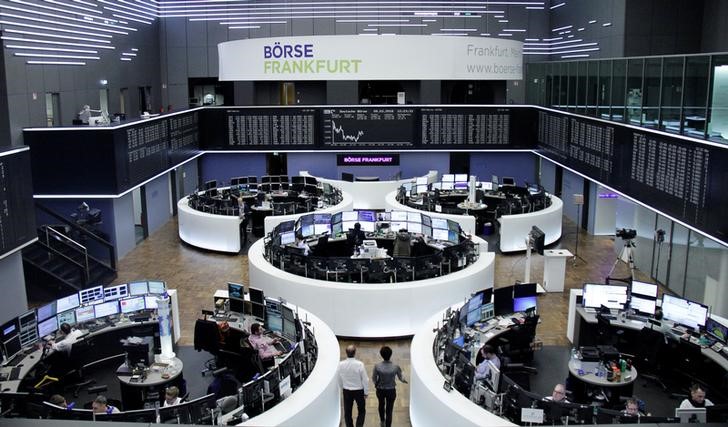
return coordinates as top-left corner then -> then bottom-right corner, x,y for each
49,323 -> 84,356
679,383 -> 714,409
337,345 -> 368,427
295,234 -> 311,256
163,386 -> 182,407
474,344 -> 501,382
543,383 -> 569,403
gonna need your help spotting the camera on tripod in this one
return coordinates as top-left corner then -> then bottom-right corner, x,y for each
615,228 -> 636,240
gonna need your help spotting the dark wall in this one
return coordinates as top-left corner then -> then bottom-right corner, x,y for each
469,152 -> 537,188
701,0 -> 728,53
623,0 -> 704,56
198,153 -> 268,185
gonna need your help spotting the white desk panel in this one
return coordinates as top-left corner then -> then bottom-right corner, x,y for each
410,308 -> 517,427
499,195 -> 563,252
262,190 -> 354,235
248,237 -> 494,338
177,197 -> 241,253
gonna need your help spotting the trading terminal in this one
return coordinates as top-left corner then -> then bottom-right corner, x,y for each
1,1 -> 728,427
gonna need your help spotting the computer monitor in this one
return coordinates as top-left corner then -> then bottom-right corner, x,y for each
513,296 -> 537,312
432,228 -> 449,241
57,310 -> 76,326
629,296 -> 656,315
631,280 -> 658,298
261,175 -> 271,183
266,311 -> 283,334
128,281 -> 148,296
144,296 -> 159,310
431,182 -> 442,190
407,222 -> 422,234
359,221 -> 375,233
314,223 -> 331,235
661,294 -> 709,330
37,316 -> 58,338
18,310 -> 39,347
451,335 -> 465,349
441,182 -> 454,190
75,305 -> 95,324
514,282 -> 537,298
454,182 -> 468,190
120,297 -> 146,314
56,294 -> 80,313
481,182 -> 494,191
466,309 -> 481,326
341,172 -> 355,182
332,222 -> 343,236
494,286 -> 514,316
147,281 -> 165,294
705,317 -> 728,343
454,174 -> 468,183
1,318 -> 18,340
358,210 -> 376,222
502,177 -> 516,186
442,174 -> 455,182
467,292 -> 484,313
37,301 -> 56,323
249,287 -> 265,305
282,318 -> 297,342
415,176 -> 428,185
292,176 -> 305,185
94,301 -> 119,319
204,180 -> 217,190
431,218 -> 448,229
2,334 -> 21,360
229,298 -> 245,314
228,282 -> 244,299
278,220 -> 295,233
390,211 -> 407,222
447,230 -> 459,244
252,303 -> 265,320
675,407 -> 706,423
104,284 -> 129,301
581,283 -> 628,310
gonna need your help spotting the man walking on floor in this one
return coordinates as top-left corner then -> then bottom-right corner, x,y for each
337,344 -> 369,427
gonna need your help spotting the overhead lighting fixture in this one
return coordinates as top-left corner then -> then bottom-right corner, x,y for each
1,36 -> 115,50
5,44 -> 97,53
602,22 -> 612,27
2,3 -> 134,32
0,11 -> 128,35
120,57 -> 132,61
121,52 -> 136,56
366,23 -> 427,27
14,52 -> 100,59
552,25 -> 572,32
561,54 -> 590,58
3,28 -> 109,43
336,19 -> 409,23
0,19 -> 113,39
440,28 -> 476,32
100,79 -> 108,85
503,29 -> 527,32
27,60 -> 85,65
228,25 -> 261,29
550,2 -> 565,9
588,20 -> 597,24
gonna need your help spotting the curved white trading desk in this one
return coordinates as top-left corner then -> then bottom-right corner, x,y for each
262,190 -> 354,235
248,236 -> 494,338
301,170 -> 438,210
499,195 -> 563,252
241,306 -> 340,427
410,308 -> 517,427
178,196 -> 242,253
384,190 -> 478,235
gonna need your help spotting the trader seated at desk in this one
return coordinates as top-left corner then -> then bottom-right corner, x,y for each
92,395 -> 120,414
249,323 -> 284,360
47,322 -> 84,356
294,233 -> 311,256
474,345 -> 500,382
347,222 -> 366,249
679,383 -> 714,409
544,383 -> 570,403
164,386 -> 182,407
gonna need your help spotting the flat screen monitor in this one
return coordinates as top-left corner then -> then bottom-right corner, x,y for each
454,174 -> 468,183
37,301 -> 57,322
358,210 -> 376,222
408,222 -> 422,234
447,220 -> 460,232
332,222 -> 343,236
342,211 -> 358,222
314,213 -> 331,224
631,280 -> 658,298
675,408 -> 706,423
391,211 -> 408,222
432,228 -> 449,241
304,176 -> 317,185
298,214 -> 313,227
120,297 -> 146,314
278,220 -> 295,233
502,177 -> 516,186
266,312 -> 283,333
514,283 -> 538,298
261,175 -> 271,183
481,182 -> 494,191
1,319 -> 18,340
314,223 -> 331,235
342,221 -> 357,233
94,301 -> 119,319
705,317 -> 728,343
37,316 -> 58,338
104,284 -> 129,301
414,184 -> 427,194
468,292 -> 484,313
629,296 -> 656,315
147,281 -> 165,294
282,318 -> 296,342
405,212 -> 420,223
249,287 -> 265,305
422,224 -> 432,237
3,334 -> 22,360
56,294 -> 80,313
494,286 -> 514,316
144,296 -> 159,310
466,308 -> 481,326
581,283 -> 628,310
431,218 -> 448,230
57,310 -> 76,326
228,282 -> 244,299
442,174 -> 455,182
229,298 -> 245,314
452,335 -> 465,348
291,176 -> 305,184
441,182 -> 454,190
390,221 -> 406,232
75,305 -> 95,324
431,182 -> 442,190
447,230 -> 459,244
661,294 -> 709,330
331,212 -> 342,224
300,224 -> 315,237
359,221 -> 375,233
513,296 -> 537,312
18,310 -> 39,347
416,176 -> 428,185
454,182 -> 468,190
280,231 -> 295,245
128,281 -> 148,296
252,303 -> 265,320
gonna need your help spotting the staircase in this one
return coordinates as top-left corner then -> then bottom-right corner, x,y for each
23,204 -> 117,302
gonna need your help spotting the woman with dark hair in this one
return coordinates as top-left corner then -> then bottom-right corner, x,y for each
372,346 -> 407,427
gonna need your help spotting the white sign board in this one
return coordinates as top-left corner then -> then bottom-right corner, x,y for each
279,375 -> 292,399
521,407 -> 545,424
219,35 -> 523,81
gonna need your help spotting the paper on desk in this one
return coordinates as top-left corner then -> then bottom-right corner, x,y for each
498,318 -> 513,327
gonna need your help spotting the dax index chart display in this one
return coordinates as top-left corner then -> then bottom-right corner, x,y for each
321,107 -> 416,147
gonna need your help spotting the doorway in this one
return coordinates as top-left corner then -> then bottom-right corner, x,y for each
132,187 -> 148,244
267,153 -> 288,175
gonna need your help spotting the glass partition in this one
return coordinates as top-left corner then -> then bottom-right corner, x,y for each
567,62 -> 578,111
597,60 -> 612,119
667,222 -> 689,295
611,59 -> 627,121
585,61 -> 598,116
651,214 -> 671,285
626,58 -> 644,125
708,54 -> 728,144
577,61 -> 587,114
642,58 -> 661,128
684,56 -> 709,139
660,57 -> 684,133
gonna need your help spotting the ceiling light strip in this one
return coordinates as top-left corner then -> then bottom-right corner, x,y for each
228,25 -> 260,29
8,0 -> 101,19
440,28 -> 476,31
14,52 -> 100,59
431,32 -> 467,36
98,0 -> 158,18
44,0 -> 101,14
523,42 -> 597,50
111,13 -> 153,24
366,23 -> 427,27
120,57 -> 132,61
1,35 -> 116,49
214,20 -> 287,24
561,54 -> 590,58
27,60 -> 85,65
0,10 -> 129,35
156,1 -> 543,6
550,2 -> 565,9
116,0 -> 159,15
336,19 -> 409,23
503,29 -> 526,32
186,14 -> 483,21
157,4 -> 503,13
2,3 -> 136,32
1,26 -> 112,42
6,44 -> 97,53
524,39 -> 583,46
121,52 -> 137,56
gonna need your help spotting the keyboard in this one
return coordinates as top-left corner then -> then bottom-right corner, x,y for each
4,352 -> 25,367
9,366 -> 21,381
86,323 -> 106,333
602,314 -> 617,321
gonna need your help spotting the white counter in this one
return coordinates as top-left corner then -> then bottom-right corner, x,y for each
301,170 -> 438,210
248,237 -> 494,338
177,197 -> 241,253
499,195 -> 563,252
384,190 -> 478,235
410,308 -> 517,427
262,190 -> 355,235
241,306 -> 340,427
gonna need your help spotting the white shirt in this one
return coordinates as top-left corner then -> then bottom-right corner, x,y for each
337,357 -> 369,395
51,329 -> 84,355
679,398 -> 713,409
163,397 -> 182,407
474,355 -> 501,380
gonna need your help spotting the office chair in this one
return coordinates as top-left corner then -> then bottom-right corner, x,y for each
635,327 -> 667,390
415,254 -> 442,280
596,314 -> 623,348
314,234 -> 329,257
326,257 -> 349,282
286,252 -> 308,277
393,257 -> 416,282
368,258 -> 393,283
307,257 -> 328,280
194,319 -> 222,375
348,258 -> 370,283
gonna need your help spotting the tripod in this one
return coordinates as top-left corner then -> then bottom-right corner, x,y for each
572,202 -> 587,266
607,238 -> 636,283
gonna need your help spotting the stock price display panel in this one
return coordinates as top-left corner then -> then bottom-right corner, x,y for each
225,108 -> 316,148
168,111 -> 200,165
0,148 -> 36,257
116,120 -> 169,191
321,107 -> 416,148
537,110 -> 728,241
421,107 -> 537,148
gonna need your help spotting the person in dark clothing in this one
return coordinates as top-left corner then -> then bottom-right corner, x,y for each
347,222 -> 366,250
237,195 -> 251,248
372,346 -> 407,427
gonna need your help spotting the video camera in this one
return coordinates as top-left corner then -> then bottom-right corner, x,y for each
615,228 -> 636,240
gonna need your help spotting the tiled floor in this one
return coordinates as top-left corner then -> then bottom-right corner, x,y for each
115,217 -> 638,427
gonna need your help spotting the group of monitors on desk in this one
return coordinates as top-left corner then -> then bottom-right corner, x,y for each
274,210 -> 462,245
404,175 -> 536,195
226,282 -> 300,344
227,282 -> 266,320
454,283 -> 539,329
581,280 -> 724,334
0,280 -> 166,364
205,175 -> 319,194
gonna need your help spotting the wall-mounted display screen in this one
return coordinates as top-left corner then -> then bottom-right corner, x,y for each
0,148 -> 36,258
79,286 -> 104,305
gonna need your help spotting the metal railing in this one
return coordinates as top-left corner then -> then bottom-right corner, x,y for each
43,225 -> 89,283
